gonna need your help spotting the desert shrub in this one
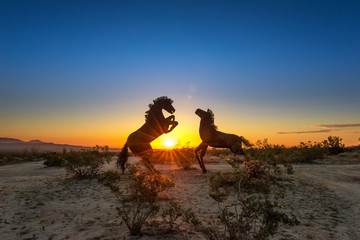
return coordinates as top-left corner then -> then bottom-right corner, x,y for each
101,163 -> 174,236
0,151 -> 44,165
160,201 -> 184,231
182,207 -> 201,227
64,145 -> 112,179
207,148 -> 232,157
213,159 -> 272,195
322,136 -> 345,155
245,139 -> 293,175
173,146 -> 196,170
43,152 -> 65,167
287,141 -> 325,163
247,138 -> 328,165
199,195 -> 298,240
117,164 -> 174,235
187,150 -> 298,240
98,169 -> 122,192
246,139 -> 285,162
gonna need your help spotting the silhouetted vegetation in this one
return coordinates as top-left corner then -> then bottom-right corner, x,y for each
245,136 -> 345,164
100,164 -> 174,236
0,150 -> 43,165
184,153 -> 299,240
322,136 -> 345,155
64,146 -> 113,179
42,152 -> 66,167
207,148 -> 232,156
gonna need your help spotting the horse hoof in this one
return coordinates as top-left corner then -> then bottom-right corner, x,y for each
202,169 -> 207,174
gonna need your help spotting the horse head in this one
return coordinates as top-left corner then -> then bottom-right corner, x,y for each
160,98 -> 175,114
195,108 -> 217,130
195,108 -> 206,118
195,108 -> 213,119
151,96 -> 175,114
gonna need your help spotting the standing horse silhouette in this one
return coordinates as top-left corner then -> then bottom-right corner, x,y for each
195,108 -> 250,173
118,96 -> 178,172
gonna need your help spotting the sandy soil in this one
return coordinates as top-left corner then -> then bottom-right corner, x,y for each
0,154 -> 359,240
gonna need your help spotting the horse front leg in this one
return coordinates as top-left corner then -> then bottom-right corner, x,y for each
164,115 -> 178,133
167,115 -> 175,122
167,121 -> 178,133
195,142 -> 208,173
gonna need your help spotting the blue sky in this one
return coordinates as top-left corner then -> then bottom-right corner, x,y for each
1,0 -> 360,147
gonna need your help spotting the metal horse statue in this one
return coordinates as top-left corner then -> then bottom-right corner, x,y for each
195,108 -> 251,173
118,96 -> 178,172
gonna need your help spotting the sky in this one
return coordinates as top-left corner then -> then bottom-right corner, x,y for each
1,0 -> 360,148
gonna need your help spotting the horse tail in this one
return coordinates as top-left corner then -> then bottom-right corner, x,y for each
117,142 -> 129,173
240,136 -> 252,147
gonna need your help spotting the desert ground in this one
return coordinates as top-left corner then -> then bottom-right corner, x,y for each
1,153 -> 359,240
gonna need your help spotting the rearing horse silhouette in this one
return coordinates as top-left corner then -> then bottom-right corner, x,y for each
195,108 -> 251,173
118,96 -> 178,172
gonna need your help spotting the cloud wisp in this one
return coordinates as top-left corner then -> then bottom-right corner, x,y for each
315,124 -> 360,129
276,130 -> 332,135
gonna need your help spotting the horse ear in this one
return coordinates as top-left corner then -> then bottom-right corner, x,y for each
207,108 -> 210,112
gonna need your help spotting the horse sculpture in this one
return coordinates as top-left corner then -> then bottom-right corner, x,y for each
195,108 -> 250,173
118,96 -> 178,172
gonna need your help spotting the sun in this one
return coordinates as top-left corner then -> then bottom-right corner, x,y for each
163,138 -> 176,149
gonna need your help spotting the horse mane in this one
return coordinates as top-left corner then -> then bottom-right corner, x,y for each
206,109 -> 218,131
145,96 -> 173,120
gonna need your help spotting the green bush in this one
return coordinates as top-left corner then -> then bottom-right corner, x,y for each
64,145 -> 112,179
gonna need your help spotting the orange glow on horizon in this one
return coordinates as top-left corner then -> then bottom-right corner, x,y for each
2,99 -> 359,148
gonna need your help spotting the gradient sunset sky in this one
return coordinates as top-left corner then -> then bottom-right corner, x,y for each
1,0 -> 360,148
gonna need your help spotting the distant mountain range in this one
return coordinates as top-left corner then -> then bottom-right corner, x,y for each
0,138 -> 121,152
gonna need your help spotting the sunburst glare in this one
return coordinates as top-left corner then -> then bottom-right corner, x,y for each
163,138 -> 176,149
